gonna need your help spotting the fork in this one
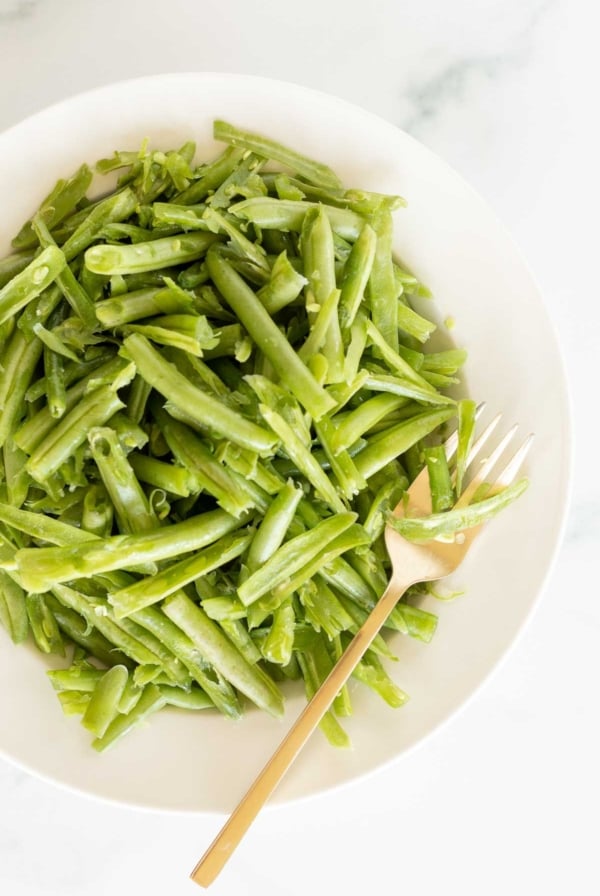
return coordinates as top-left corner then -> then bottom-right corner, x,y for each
191,412 -> 533,887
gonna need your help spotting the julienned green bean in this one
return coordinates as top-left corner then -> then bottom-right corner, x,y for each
0,121 -> 526,753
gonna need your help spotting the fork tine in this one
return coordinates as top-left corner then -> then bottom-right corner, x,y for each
463,411 -> 502,469
443,401 -> 487,464
455,423 -> 518,508
492,433 -> 534,489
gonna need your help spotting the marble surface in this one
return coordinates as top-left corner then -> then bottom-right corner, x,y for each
0,1 -> 597,894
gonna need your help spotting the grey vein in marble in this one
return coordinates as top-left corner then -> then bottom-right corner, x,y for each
0,0 -> 40,23
401,0 -> 557,136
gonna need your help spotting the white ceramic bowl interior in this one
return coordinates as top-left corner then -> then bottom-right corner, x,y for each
0,73 -> 570,813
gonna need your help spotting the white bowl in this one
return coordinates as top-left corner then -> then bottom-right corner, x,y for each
0,73 -> 570,813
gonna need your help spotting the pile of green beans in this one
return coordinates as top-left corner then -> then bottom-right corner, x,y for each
0,120 -> 485,751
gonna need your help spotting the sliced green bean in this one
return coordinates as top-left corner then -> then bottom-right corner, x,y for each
0,246 -> 66,327
389,478 -> 529,541
110,529 -> 253,618
85,232 -> 220,276
26,386 -> 125,485
121,333 -> 276,454
9,508 -> 243,592
93,684 -> 167,752
207,251 -> 335,420
13,164 -> 93,250
237,512 -> 356,606
82,665 -> 129,737
230,197 -> 364,240
163,591 -> 284,717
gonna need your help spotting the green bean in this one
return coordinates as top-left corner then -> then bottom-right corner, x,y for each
110,529 -> 253,618
390,478 -> 529,541
0,246 -> 66,328
159,685 -> 213,710
2,439 -> 30,509
203,206 -> 269,272
31,214 -> 97,327
121,333 -> 276,455
367,206 -> 398,351
296,643 -> 349,748
152,203 -> 209,231
85,232 -> 220,276
455,399 -> 477,496
96,287 -> 187,327
230,197 -> 364,241
214,120 -> 342,191
424,445 -> 455,512
207,251 -> 335,419
298,578 -> 354,640
0,329 -> 44,449
9,508 -> 243,592
123,313 -> 217,357
26,386 -> 125,485
82,665 -> 129,737
0,570 -> 28,643
163,591 -> 284,717
330,394 -> 409,456
25,593 -> 65,655
256,251 -> 306,314
42,343 -> 66,419
272,524 -> 370,603
206,151 -> 265,209
364,373 -> 455,406
354,407 -> 455,480
128,453 -> 192,498
88,427 -> 158,534
51,585 -> 165,667
126,375 -> 153,424
258,404 -> 344,512
314,418 -> 367,500
129,603 -> 241,718
339,223 -> 377,330
13,164 -> 93,250
14,356 -> 128,454
44,595 -> 132,667
81,484 -> 114,537
0,250 -> 36,289
48,667 -> 105,693
246,479 -> 302,572
261,600 -> 295,666
152,404 -> 262,516
238,512 -> 356,606
175,146 -> 245,204
93,684 -> 166,752
396,301 -> 436,343
62,189 -> 138,261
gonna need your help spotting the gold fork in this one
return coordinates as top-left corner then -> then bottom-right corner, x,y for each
191,412 -> 533,887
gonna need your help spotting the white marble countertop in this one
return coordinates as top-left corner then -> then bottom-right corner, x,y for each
0,1 -> 597,894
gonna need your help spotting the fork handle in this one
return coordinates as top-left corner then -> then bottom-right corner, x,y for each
190,574 -> 408,888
